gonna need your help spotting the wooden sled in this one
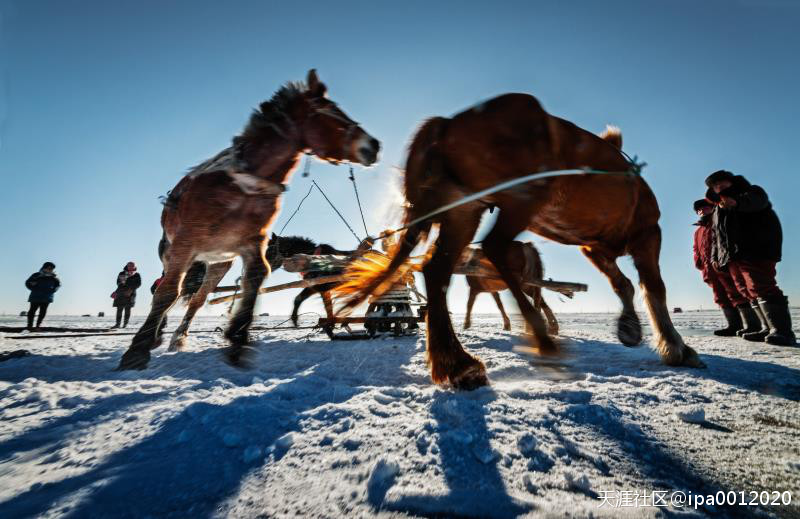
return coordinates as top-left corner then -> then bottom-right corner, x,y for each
317,306 -> 427,340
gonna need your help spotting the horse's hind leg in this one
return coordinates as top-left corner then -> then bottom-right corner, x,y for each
463,287 -> 478,329
580,245 -> 641,346
482,216 -> 555,355
225,241 -> 269,366
169,261 -> 232,352
424,206 -> 487,389
491,292 -> 512,331
118,245 -> 193,370
629,228 -> 704,368
538,295 -> 559,336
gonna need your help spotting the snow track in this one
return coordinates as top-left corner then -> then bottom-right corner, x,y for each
0,312 -> 798,518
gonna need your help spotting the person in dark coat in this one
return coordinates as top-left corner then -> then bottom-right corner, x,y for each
111,262 -> 142,328
25,261 -> 60,330
692,199 -> 752,336
706,170 -> 795,346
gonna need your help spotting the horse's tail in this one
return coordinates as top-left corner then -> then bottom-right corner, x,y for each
335,117 -> 449,311
600,125 -> 623,149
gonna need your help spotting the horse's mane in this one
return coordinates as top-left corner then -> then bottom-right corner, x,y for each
272,234 -> 317,253
235,82 -> 308,154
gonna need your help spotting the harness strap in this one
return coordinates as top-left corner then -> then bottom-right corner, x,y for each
377,164 -> 644,241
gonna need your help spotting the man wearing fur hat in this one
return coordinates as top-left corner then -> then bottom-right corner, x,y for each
692,198 -> 752,335
706,170 -> 795,346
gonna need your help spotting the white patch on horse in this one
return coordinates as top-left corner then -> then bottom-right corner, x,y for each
227,172 -> 283,196
187,148 -> 243,178
196,251 -> 238,264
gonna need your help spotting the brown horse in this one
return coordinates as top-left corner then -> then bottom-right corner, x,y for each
462,241 -> 558,335
117,70 -> 380,370
338,93 -> 703,389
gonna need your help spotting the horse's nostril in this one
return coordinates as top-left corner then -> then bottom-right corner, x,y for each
370,138 -> 380,151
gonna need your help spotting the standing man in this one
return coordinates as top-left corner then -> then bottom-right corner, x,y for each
706,170 -> 795,346
111,262 -> 142,328
692,198 -> 754,336
25,262 -> 60,330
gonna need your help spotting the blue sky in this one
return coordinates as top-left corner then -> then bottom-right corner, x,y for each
1,0 -> 797,318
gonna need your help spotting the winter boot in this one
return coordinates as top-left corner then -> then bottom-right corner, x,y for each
714,306 -> 742,336
759,296 -> 797,347
742,302 -> 770,342
735,303 -> 761,336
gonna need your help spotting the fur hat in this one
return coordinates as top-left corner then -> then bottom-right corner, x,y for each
705,187 -> 720,203
705,169 -> 735,187
693,199 -> 713,211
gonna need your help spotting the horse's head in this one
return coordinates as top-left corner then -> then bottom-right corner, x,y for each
266,233 -> 285,271
299,69 -> 380,166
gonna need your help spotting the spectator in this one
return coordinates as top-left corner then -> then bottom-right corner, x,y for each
706,170 -> 795,346
692,199 -> 754,336
25,262 -> 60,330
111,262 -> 142,328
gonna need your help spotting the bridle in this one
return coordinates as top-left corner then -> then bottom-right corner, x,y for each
306,102 -> 362,164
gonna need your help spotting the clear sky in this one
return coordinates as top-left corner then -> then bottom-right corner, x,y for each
1,0 -> 798,318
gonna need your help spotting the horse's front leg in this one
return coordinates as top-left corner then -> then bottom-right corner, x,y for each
225,241 -> 269,366
118,244 -> 194,370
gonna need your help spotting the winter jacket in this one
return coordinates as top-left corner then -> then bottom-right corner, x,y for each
710,176 -> 782,267
26,271 -> 61,303
692,217 -> 714,271
113,271 -> 142,307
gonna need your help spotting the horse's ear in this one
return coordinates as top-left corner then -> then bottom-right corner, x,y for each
306,69 -> 327,98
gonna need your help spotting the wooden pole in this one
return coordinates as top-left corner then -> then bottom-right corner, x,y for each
208,275 -> 347,305
208,272 -> 585,305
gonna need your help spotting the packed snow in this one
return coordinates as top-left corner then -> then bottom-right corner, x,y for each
0,310 -> 798,518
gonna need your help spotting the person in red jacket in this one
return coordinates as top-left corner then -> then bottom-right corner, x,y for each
692,199 -> 755,335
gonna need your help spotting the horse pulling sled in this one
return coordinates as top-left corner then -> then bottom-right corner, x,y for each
208,249 -> 587,340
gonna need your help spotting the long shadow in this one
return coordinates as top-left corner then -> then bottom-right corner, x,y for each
0,388 -> 199,464
489,333 -> 800,402
0,334 -> 421,518
556,399 -> 758,518
379,390 -> 533,518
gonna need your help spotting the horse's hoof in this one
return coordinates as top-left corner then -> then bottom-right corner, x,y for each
225,346 -> 255,369
503,324 -> 511,331
168,336 -> 186,352
116,349 -> 150,371
451,362 -> 489,391
618,314 -> 643,346
681,346 -> 706,369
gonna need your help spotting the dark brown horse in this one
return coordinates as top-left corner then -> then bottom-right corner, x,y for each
462,241 -> 558,335
265,233 -> 368,326
338,93 -> 703,389
118,70 -> 379,370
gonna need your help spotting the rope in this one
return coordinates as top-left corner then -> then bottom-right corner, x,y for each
373,164 -> 644,242
312,180 -> 362,244
278,184 -> 315,235
349,166 -> 369,236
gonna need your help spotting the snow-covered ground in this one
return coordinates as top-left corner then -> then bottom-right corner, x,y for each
0,311 -> 798,518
